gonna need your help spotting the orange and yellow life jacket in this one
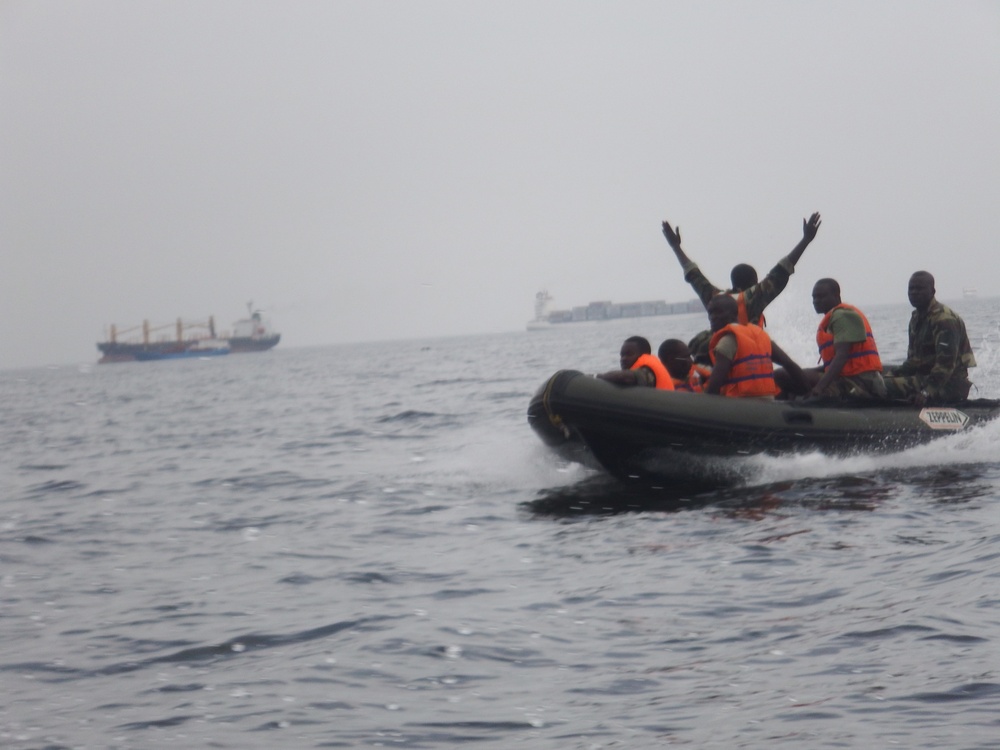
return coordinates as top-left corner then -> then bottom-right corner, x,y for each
816,304 -> 882,377
673,364 -> 712,392
631,353 -> 674,390
709,324 -> 777,397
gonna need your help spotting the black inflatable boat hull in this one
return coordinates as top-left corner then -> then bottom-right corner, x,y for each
528,370 -> 1000,480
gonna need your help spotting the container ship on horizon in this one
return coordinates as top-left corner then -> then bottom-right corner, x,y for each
97,304 -> 280,363
527,291 -> 702,330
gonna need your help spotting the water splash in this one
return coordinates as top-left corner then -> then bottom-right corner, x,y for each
745,415 -> 1000,487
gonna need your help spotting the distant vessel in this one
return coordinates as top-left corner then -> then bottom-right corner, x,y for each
133,340 -> 231,361
97,303 -> 280,363
526,291 -> 555,330
963,287 -> 978,299
527,291 -> 701,330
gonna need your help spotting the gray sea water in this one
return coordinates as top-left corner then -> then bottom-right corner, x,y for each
3,296 -> 1000,749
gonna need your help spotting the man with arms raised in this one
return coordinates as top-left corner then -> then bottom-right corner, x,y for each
661,212 -> 822,362
883,271 -> 976,406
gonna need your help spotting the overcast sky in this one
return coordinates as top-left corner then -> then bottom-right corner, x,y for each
2,1 -> 998,369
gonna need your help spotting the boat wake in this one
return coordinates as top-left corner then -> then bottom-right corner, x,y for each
525,416 -> 1000,517
744,413 -> 1000,487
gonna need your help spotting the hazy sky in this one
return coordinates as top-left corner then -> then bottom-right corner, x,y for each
2,1 -> 998,369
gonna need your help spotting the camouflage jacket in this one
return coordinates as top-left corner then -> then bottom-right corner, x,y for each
894,299 -> 976,395
682,255 -> 796,326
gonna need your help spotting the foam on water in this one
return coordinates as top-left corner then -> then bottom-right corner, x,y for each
744,415 -> 1000,487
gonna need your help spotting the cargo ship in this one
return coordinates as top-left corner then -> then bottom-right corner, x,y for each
527,291 -> 702,330
97,304 -> 280,363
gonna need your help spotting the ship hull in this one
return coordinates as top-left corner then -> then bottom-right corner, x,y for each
97,335 -> 279,363
134,348 -> 230,361
227,334 -> 281,353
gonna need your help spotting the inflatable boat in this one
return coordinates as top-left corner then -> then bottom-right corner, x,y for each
528,370 -> 1000,481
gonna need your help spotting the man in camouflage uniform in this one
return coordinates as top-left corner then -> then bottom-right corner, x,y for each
661,212 -> 822,364
883,271 -> 976,405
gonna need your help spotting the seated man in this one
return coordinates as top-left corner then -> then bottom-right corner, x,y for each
775,278 -> 886,400
657,338 -> 710,392
597,336 -> 674,390
883,271 -> 976,405
702,295 -> 805,398
661,212 -> 822,362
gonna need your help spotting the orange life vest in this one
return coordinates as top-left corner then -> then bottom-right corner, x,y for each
673,364 -> 712,392
736,292 -> 764,328
708,291 -> 764,327
709,324 -> 777,397
816,304 -> 882,376
631,353 -> 674,390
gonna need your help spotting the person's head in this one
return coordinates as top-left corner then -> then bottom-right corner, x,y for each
707,294 -> 739,332
730,263 -> 758,292
619,335 -> 651,370
811,278 -> 842,314
657,338 -> 693,380
908,271 -> 936,311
